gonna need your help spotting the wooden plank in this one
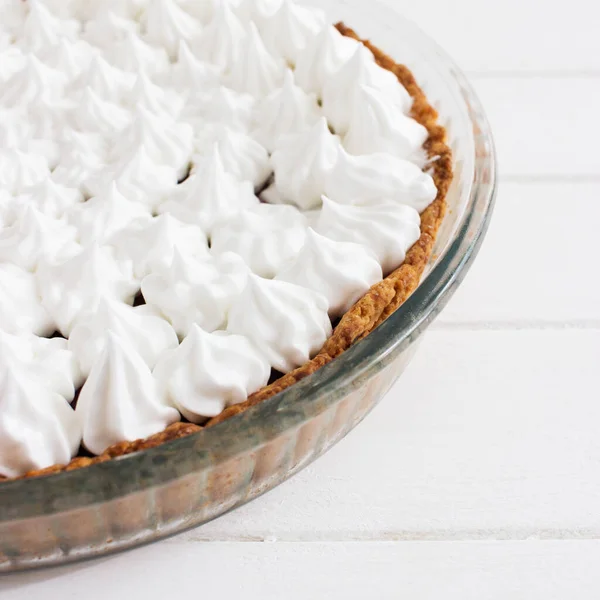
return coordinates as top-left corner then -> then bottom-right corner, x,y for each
380,0 -> 600,73
439,182 -> 600,324
471,78 -> 600,177
3,541 -> 600,599
175,329 -> 600,540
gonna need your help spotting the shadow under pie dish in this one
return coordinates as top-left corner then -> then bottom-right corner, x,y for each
0,0 -> 496,571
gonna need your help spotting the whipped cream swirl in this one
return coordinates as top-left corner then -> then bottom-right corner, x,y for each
194,2 -> 245,72
72,86 -> 132,136
37,244 -> 138,336
211,204 -> 308,278
142,251 -> 249,337
76,331 -> 179,455
182,85 -> 256,133
0,330 -> 83,402
228,22 -> 285,97
69,298 -> 179,378
155,326 -> 271,423
259,0 -> 325,64
86,146 -> 179,212
110,106 -> 193,178
322,45 -> 412,134
193,124 -> 271,186
344,85 -> 428,160
108,214 -> 210,279
66,182 -> 151,245
160,145 -> 258,235
271,117 -> 340,210
0,149 -> 49,194
252,68 -> 321,152
0,364 -> 81,478
83,11 -> 140,48
325,146 -> 437,211
13,177 -> 84,219
107,31 -> 170,74
295,25 -> 358,95
0,263 -> 54,336
0,205 -> 80,271
277,229 -> 382,317
316,197 -> 421,275
144,0 -> 202,59
227,274 -> 331,373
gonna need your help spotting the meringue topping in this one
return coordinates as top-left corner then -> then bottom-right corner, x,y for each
0,262 -> 54,336
126,71 -> 185,118
0,364 -> 81,478
154,325 -> 270,423
170,40 -> 221,93
72,86 -> 132,136
324,146 -> 437,211
44,38 -> 98,80
227,274 -> 331,373
229,22 -> 285,96
70,55 -> 135,104
182,85 -> 256,132
144,0 -> 202,59
141,250 -> 249,337
235,0 -> 282,27
76,331 -> 179,456
211,204 -> 308,278
193,125 -> 271,186
316,197 -> 422,275
87,145 -> 179,212
37,244 -> 138,336
65,182 -> 151,245
0,45 -> 26,83
83,11 -> 140,48
1,54 -> 67,107
344,85 -> 429,160
294,25 -> 359,95
0,205 -> 80,271
108,214 -> 210,279
0,0 -> 440,476
52,148 -> 107,191
277,228 -> 382,317
160,145 -> 258,234
271,117 -> 340,210
20,0 -> 80,53
0,148 -> 50,194
322,45 -> 413,134
0,330 -> 83,402
15,178 -> 84,218
69,298 -> 179,378
111,106 -> 193,177
259,0 -> 325,64
252,68 -> 321,152
108,31 -> 170,75
194,2 -> 246,72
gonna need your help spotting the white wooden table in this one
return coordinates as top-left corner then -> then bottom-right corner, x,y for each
3,0 -> 600,596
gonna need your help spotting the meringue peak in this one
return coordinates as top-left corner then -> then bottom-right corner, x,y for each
154,325 -> 271,423
76,330 -> 179,455
229,22 -> 285,97
270,116 -> 340,210
227,274 -> 331,373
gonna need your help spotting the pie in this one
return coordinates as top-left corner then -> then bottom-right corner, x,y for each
0,0 -> 452,481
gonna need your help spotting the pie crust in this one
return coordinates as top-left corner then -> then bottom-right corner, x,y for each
4,23 -> 453,482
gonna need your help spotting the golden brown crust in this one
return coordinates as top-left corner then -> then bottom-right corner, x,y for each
5,422 -> 202,481
9,23 -> 452,482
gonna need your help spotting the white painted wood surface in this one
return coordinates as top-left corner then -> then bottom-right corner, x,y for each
4,0 -> 600,597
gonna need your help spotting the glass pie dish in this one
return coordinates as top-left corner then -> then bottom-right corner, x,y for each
0,0 -> 497,572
